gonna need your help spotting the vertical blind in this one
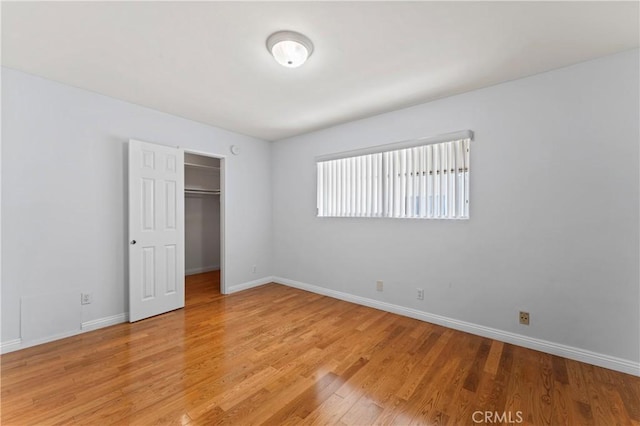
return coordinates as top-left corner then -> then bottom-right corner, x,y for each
316,137 -> 470,219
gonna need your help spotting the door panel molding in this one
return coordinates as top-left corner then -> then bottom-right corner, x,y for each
129,139 -> 185,322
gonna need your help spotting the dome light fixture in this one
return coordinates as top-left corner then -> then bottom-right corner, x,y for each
266,30 -> 314,68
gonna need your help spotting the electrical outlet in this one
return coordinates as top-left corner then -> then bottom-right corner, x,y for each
252,265 -> 257,274
376,280 -> 383,292
519,311 -> 530,325
417,288 -> 424,300
81,293 -> 92,305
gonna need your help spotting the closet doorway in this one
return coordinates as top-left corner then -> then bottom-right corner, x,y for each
184,151 -> 225,294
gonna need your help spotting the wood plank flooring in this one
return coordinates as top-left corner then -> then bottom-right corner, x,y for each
1,271 -> 639,425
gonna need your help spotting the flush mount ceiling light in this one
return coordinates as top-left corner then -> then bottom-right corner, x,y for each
266,31 -> 314,68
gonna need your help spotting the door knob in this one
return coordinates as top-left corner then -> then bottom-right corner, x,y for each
130,240 -> 136,245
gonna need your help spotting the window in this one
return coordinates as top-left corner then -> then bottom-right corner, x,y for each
316,131 -> 472,219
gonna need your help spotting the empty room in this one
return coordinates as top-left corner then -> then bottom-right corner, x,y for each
1,1 -> 639,425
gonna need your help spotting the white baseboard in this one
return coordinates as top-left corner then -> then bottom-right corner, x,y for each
1,312 -> 129,355
273,276 -> 640,377
226,276 -> 274,294
0,338 -> 22,354
81,313 -> 129,332
1,328 -> 81,354
186,265 -> 220,276
4,278 -> 637,377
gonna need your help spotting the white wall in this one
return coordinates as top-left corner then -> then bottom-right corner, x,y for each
272,50 -> 640,370
1,68 -> 272,347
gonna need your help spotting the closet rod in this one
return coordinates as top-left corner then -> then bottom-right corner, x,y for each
185,189 -> 221,195
185,162 -> 220,170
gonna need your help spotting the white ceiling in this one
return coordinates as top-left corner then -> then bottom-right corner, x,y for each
2,2 -> 638,141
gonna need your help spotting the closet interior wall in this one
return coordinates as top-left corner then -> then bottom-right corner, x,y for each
184,153 -> 221,276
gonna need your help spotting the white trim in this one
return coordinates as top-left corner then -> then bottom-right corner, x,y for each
183,148 -> 226,160
1,329 -> 80,354
0,339 -> 22,354
185,265 -> 220,276
315,130 -> 473,162
81,313 -> 129,332
273,276 -> 640,377
226,276 -> 274,294
1,313 -> 129,354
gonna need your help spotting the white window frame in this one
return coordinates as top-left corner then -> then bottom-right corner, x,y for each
316,130 -> 473,219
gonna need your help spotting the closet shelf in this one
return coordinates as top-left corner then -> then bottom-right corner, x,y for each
185,188 -> 220,196
185,162 -> 220,170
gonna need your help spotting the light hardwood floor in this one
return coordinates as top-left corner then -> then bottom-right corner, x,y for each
1,271 -> 638,425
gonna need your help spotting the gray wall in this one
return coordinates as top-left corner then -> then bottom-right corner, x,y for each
272,50 -> 640,365
2,50 -> 638,372
185,195 -> 220,274
2,68 -> 272,345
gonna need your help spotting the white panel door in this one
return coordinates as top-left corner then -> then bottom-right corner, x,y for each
129,139 -> 185,322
